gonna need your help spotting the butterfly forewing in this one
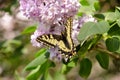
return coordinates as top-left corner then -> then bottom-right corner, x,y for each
36,34 -> 61,47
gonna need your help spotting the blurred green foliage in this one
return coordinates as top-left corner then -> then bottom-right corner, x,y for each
0,0 -> 18,14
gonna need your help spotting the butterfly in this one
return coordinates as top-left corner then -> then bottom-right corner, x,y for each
36,17 -> 76,60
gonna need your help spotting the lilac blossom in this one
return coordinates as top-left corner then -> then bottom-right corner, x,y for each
19,0 -> 80,24
48,47 -> 62,62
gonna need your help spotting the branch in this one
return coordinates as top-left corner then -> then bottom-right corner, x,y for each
96,43 -> 120,60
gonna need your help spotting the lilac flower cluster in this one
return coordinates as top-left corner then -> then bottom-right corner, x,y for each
19,0 -> 80,24
19,0 -> 96,61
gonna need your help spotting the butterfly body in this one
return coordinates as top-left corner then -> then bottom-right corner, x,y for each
36,17 -> 76,59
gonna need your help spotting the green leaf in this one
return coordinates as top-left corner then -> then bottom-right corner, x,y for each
78,21 -> 110,40
104,12 -> 115,21
24,51 -> 47,70
35,48 -> 47,57
79,58 -> 92,78
67,61 -> 75,67
54,71 -> 66,80
78,35 -> 102,56
77,39 -> 92,56
108,24 -> 120,36
79,0 -> 99,14
27,60 -> 55,80
39,60 -> 55,80
26,66 -> 41,80
115,36 -> 120,53
78,5 -> 95,15
94,1 -> 100,11
46,73 -> 53,80
96,52 -> 109,69
21,26 -> 36,34
61,64 -> 66,73
104,9 -> 120,22
117,19 -> 120,27
80,0 -> 89,6
106,37 -> 120,52
116,7 -> 120,11
61,61 -> 75,74
94,14 -> 105,20
115,9 -> 120,19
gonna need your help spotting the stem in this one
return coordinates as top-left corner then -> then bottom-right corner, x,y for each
96,43 -> 120,60
110,21 -> 117,27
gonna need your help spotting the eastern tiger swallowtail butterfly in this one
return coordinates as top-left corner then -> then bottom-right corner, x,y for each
36,17 -> 76,60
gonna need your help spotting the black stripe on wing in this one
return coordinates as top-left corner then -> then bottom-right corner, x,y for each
36,34 -> 62,47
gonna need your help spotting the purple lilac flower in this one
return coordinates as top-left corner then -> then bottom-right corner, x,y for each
48,47 -> 62,62
19,0 -> 80,24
